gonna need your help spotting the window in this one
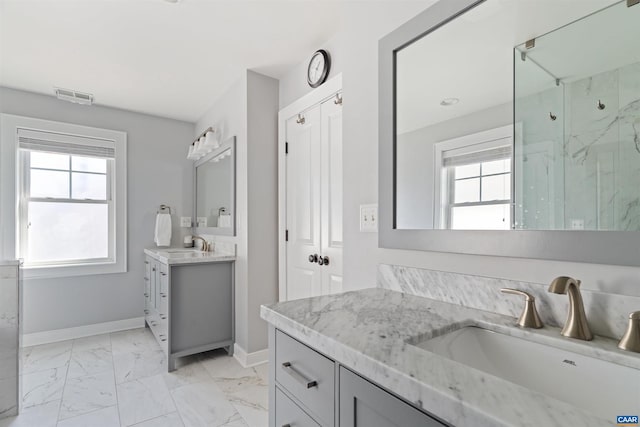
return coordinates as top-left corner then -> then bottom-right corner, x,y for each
1,114 -> 126,278
434,126 -> 513,230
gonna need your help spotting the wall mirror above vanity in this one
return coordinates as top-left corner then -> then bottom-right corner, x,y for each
380,0 -> 640,265
194,136 -> 236,236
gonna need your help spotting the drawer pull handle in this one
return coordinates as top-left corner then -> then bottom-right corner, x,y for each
144,293 -> 149,297
281,362 -> 317,389
161,338 -> 167,342
144,309 -> 149,314
161,272 -> 167,276
145,261 -> 149,265
144,277 -> 149,281
282,425 -> 291,427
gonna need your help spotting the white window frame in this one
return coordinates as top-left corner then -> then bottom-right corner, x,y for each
433,125 -> 513,229
1,114 -> 127,279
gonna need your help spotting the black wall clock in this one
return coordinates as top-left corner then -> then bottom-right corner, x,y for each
307,49 -> 331,88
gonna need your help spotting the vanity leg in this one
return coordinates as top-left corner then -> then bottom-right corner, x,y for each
167,355 -> 176,372
226,344 -> 234,357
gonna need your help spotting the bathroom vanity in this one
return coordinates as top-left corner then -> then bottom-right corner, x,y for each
144,248 -> 235,371
262,288 -> 640,427
0,260 -> 21,419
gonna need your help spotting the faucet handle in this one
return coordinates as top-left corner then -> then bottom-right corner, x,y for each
618,311 -> 640,353
500,288 -> 544,329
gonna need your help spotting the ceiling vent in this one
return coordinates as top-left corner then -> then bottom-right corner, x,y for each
54,87 -> 94,106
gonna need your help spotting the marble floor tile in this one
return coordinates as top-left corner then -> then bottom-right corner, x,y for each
161,357 -> 211,391
0,399 -> 59,427
56,405 -> 120,427
21,367 -> 66,408
132,412 -> 184,427
22,341 -> 72,374
14,330 -> 268,427
252,363 -> 268,385
67,347 -> 113,379
113,349 -> 166,384
199,351 -> 255,381
219,376 -> 268,427
59,371 -> 117,420
117,374 -> 176,426
110,329 -> 157,355
171,380 -> 243,427
71,334 -> 111,352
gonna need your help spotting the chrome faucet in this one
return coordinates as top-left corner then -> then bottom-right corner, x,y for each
548,276 -> 593,341
192,235 -> 211,252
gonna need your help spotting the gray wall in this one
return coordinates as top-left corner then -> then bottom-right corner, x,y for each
278,1 -> 640,297
246,71 -> 279,353
0,87 -> 195,334
195,70 -> 279,354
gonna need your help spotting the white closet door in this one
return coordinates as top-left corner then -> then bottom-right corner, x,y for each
285,106 -> 322,300
320,96 -> 343,295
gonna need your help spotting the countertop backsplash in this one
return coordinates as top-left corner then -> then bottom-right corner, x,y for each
377,264 -> 639,341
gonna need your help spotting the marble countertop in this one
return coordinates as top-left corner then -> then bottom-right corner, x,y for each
261,288 -> 640,427
144,248 -> 235,265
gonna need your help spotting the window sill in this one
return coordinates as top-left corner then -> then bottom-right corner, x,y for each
22,260 -> 126,280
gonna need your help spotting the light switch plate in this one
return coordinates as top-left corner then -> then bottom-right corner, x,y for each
180,216 -> 192,227
360,204 -> 378,232
196,217 -> 208,228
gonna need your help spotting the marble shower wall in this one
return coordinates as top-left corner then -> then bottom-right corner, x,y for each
564,62 -> 640,231
515,61 -> 640,230
377,263 -> 640,341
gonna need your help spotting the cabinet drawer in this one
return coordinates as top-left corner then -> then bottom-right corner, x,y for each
275,386 -> 320,427
275,330 -> 334,425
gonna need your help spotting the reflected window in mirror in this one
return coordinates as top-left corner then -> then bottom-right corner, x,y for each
433,126 -> 513,230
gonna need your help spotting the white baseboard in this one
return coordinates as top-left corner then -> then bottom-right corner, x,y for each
22,317 -> 145,347
233,343 -> 268,368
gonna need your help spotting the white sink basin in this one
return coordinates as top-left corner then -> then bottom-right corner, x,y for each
163,249 -> 206,254
412,326 -> 639,420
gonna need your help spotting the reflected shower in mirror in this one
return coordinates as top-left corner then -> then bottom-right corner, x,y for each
394,0 -> 640,231
514,2 -> 640,231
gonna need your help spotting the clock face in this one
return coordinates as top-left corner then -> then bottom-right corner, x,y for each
307,50 -> 330,88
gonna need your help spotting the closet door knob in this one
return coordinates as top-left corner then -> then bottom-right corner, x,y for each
319,256 -> 329,266
308,254 -> 318,263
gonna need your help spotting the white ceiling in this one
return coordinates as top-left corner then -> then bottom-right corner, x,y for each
0,0 -> 344,122
396,0 -> 622,135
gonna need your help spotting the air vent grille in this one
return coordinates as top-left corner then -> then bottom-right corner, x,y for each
54,87 -> 94,105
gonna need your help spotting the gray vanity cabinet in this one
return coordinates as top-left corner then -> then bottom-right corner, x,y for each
339,367 -> 446,427
144,255 -> 234,371
269,327 -> 446,427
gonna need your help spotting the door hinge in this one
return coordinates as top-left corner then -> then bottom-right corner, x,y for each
285,142 -> 288,155
285,230 -> 289,241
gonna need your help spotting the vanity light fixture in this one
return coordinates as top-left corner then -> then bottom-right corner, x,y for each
440,98 -> 459,106
187,127 -> 217,161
